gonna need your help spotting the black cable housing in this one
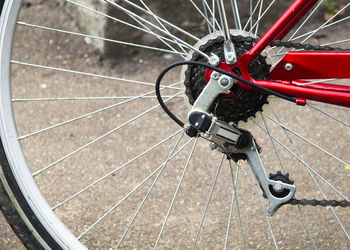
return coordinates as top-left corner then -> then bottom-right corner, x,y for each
155,60 -> 297,128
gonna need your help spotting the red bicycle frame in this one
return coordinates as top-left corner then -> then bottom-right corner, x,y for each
234,0 -> 350,107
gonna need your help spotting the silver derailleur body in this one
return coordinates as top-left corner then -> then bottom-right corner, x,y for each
185,70 -> 296,215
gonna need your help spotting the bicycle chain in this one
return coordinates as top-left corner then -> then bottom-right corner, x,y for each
287,198 -> 350,207
255,36 -> 350,208
226,36 -> 350,208
187,34 -> 350,208
234,35 -> 350,52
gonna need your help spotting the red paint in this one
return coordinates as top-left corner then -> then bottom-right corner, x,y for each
269,52 -> 350,80
247,0 -> 318,60
201,0 -> 350,108
249,80 -> 350,108
296,98 -> 307,106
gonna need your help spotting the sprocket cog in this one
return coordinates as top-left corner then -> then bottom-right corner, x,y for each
184,34 -> 271,124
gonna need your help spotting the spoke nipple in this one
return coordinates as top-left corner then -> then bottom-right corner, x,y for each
284,63 -> 294,71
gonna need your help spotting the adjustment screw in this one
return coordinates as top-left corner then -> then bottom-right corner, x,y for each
284,63 -> 294,71
211,72 -> 220,80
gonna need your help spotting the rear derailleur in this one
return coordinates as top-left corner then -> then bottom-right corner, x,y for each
185,71 -> 296,215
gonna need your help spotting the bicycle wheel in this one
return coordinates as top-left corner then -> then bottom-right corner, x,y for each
0,0 -> 349,249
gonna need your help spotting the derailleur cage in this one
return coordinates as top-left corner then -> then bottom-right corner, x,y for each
185,70 -> 296,215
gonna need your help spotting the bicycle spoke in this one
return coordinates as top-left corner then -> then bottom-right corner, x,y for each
18,82 -> 183,140
254,118 -> 349,201
247,163 -> 278,249
189,0 -> 217,33
224,160 -> 246,250
105,0 -> 211,61
11,60 -> 183,91
32,93 -> 182,176
230,0 -> 242,30
243,0 -> 262,31
249,0 -> 277,34
274,113 -> 350,240
217,0 -> 231,41
297,205 -> 318,249
249,0 -> 253,30
2,0 -> 350,248
291,79 -> 337,86
192,153 -> 224,249
212,0 -> 217,30
120,0 -> 188,58
119,0 -> 200,42
17,21 -> 185,56
115,131 -> 189,248
76,137 -> 192,240
261,113 -> 286,173
66,0 -> 186,50
307,103 -> 350,128
52,129 -> 185,210
139,0 -> 188,55
288,0 -> 326,42
118,5 -> 186,59
154,137 -> 199,249
254,0 -> 263,36
290,15 -> 350,43
299,3 -> 350,44
267,115 -> 350,167
202,0 -> 222,31
261,113 -> 317,248
202,0 -> 213,33
12,95 -> 184,102
322,37 -> 350,47
275,0 -> 326,55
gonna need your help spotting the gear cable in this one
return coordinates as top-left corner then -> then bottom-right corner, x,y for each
155,60 -> 297,128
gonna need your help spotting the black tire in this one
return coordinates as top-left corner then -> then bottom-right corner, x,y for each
0,139 -> 60,249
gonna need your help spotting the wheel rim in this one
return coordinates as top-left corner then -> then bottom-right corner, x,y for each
0,0 -> 349,248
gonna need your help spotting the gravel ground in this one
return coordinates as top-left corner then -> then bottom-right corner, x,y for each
1,1 -> 350,249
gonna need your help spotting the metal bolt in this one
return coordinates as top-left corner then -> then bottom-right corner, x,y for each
211,72 -> 220,80
209,53 -> 220,66
219,78 -> 229,87
273,182 -> 283,193
284,63 -> 294,71
218,75 -> 233,89
210,142 -> 217,150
